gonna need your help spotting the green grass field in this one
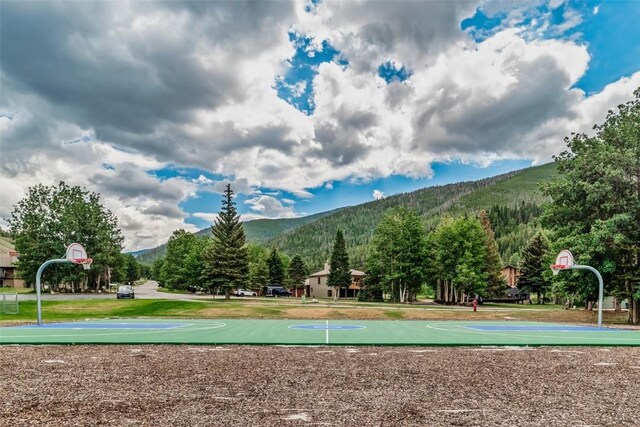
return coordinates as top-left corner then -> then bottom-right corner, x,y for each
0,298 -> 632,326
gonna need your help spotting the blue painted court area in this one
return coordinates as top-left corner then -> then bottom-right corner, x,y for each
466,325 -> 620,332
18,322 -> 189,330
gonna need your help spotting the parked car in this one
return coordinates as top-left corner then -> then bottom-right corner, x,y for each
117,285 -> 135,299
262,285 -> 292,297
235,289 -> 257,297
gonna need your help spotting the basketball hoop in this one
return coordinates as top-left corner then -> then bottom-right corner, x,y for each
66,243 -> 92,270
550,264 -> 567,276
74,258 -> 93,270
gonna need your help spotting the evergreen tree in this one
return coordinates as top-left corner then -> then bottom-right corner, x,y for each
517,232 -> 551,304
267,247 -> 285,285
247,243 -> 269,290
542,88 -> 640,323
288,255 -> 308,295
479,210 -> 507,296
328,229 -> 351,300
204,185 -> 248,299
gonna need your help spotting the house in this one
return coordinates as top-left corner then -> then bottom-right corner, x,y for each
307,262 -> 365,299
0,250 -> 26,288
502,264 -> 519,288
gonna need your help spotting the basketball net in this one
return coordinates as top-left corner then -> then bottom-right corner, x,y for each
74,258 -> 93,270
550,264 -> 567,276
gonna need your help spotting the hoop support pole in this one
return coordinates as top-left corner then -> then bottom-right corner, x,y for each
553,264 -> 604,329
36,258 -> 71,326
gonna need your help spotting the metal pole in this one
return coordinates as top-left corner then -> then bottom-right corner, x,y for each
569,265 -> 604,329
35,259 -> 70,325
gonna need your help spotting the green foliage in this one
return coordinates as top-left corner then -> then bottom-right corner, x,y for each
8,181 -> 123,290
428,216 -> 488,303
328,229 -> 351,298
479,210 -> 507,296
267,247 -> 286,285
159,230 -> 209,291
266,164 -> 556,271
247,243 -> 269,290
204,185 -> 249,298
542,88 -> 640,322
288,255 -> 308,288
365,208 -> 427,303
517,232 -> 551,303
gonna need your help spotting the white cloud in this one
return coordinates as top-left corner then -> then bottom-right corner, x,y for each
593,5 -> 600,15
244,195 -> 298,218
2,0 -> 639,250
373,190 -> 385,200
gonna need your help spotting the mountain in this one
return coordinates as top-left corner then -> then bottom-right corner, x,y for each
138,163 -> 557,267
265,163 -> 557,270
136,207 -> 344,264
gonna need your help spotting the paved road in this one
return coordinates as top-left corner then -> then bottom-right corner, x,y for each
15,281 -> 217,302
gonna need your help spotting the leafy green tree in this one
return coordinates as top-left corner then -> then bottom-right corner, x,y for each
365,208 -> 427,303
479,210 -> 507,296
204,185 -> 249,299
428,217 -> 487,303
288,255 -> 308,295
122,253 -> 141,285
541,88 -> 640,323
328,229 -> 351,300
8,181 -> 123,291
151,258 -> 165,283
161,230 -> 196,290
267,247 -> 285,285
517,232 -> 551,303
247,243 -> 269,290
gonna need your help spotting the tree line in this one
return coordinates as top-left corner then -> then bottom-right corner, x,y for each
7,182 -> 143,291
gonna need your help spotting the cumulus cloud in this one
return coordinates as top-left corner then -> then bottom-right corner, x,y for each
373,190 -> 385,200
2,0 -> 638,249
245,195 -> 298,218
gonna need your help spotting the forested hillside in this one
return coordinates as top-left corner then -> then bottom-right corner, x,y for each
267,163 -> 557,271
139,163 -> 556,268
136,208 -> 342,264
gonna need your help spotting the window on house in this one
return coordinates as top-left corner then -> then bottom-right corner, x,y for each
317,277 -> 321,285
327,290 -> 332,297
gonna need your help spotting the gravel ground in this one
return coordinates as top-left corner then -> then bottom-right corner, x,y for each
1,345 -> 639,426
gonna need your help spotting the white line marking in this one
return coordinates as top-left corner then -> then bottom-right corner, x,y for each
325,320 -> 329,344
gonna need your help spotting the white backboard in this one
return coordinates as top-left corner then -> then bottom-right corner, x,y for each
554,249 -> 574,269
66,243 -> 88,263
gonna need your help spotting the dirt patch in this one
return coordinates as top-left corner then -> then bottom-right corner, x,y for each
1,345 -> 639,426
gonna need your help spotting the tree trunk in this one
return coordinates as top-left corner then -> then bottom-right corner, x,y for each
536,291 -> 541,304
630,297 -> 640,325
225,289 -> 230,300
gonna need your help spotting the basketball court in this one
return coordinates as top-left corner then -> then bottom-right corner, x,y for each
1,319 -> 638,346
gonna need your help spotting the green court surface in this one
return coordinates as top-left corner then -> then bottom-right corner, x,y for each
1,319 -> 639,346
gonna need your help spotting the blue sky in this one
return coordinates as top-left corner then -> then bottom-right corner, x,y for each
2,0 -> 639,250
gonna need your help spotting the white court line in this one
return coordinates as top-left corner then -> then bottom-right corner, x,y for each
326,320 -> 329,344
424,323 -> 640,343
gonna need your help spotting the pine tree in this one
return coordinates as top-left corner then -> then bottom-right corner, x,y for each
267,247 -> 285,285
517,231 -> 551,304
204,184 -> 248,299
328,229 -> 351,300
288,255 -> 308,295
479,210 -> 507,296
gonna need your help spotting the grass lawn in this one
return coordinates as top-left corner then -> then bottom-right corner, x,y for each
0,287 -> 34,294
0,298 -> 632,326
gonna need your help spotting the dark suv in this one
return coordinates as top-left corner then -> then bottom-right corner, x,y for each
262,285 -> 292,297
116,285 -> 135,299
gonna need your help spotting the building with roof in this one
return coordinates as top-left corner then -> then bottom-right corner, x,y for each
0,249 -> 25,288
308,262 -> 365,299
502,264 -> 519,288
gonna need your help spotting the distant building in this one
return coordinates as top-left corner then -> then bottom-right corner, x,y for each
308,262 -> 365,299
502,264 -> 519,288
0,250 -> 26,288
